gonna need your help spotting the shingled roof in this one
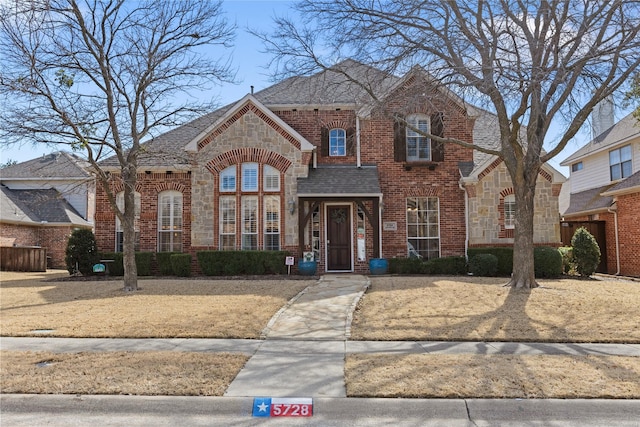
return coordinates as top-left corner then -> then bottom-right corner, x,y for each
0,186 -> 91,227
0,151 -> 91,180
563,183 -> 616,216
297,165 -> 382,197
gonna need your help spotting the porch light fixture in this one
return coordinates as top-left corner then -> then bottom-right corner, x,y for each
288,198 -> 296,215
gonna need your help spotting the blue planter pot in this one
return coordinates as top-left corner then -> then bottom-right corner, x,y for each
369,258 -> 388,275
298,260 -> 317,276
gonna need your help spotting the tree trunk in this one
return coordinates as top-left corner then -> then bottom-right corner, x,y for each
122,170 -> 138,292
507,173 -> 539,289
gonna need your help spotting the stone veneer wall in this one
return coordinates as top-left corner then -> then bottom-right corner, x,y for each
468,161 -> 562,246
191,110 -> 309,249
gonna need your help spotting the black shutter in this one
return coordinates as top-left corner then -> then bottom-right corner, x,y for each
393,116 -> 406,162
431,112 -> 444,162
346,127 -> 356,156
321,127 -> 329,157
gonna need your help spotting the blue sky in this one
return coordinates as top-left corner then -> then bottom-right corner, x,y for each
0,0 -> 632,175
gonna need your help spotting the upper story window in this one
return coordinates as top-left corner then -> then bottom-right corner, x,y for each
220,165 -> 236,192
609,145 -> 632,181
571,162 -> 583,173
329,128 -> 346,156
504,194 -> 516,229
394,112 -> 444,163
242,163 -> 259,191
406,114 -> 431,161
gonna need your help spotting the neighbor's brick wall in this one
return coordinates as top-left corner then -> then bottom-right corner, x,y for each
0,223 -> 76,269
615,192 -> 640,277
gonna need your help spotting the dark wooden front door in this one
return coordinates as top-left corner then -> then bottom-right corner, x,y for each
327,205 -> 352,271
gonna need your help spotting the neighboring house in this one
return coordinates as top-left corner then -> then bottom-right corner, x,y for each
0,152 -> 95,269
94,60 -> 564,274
560,111 -> 640,277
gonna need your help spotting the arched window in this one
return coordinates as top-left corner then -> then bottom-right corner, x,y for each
264,165 -> 280,191
504,194 -> 516,229
115,191 -> 141,252
329,128 -> 346,156
158,190 -> 183,252
406,114 -> 430,161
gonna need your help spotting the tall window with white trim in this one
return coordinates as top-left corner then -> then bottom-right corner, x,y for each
503,194 -> 516,229
158,190 -> 182,252
406,197 -> 440,259
406,114 -> 431,161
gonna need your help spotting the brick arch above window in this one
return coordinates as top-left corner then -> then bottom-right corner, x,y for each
404,186 -> 442,197
205,148 -> 292,174
110,181 -> 146,194
499,187 -> 514,198
155,182 -> 186,194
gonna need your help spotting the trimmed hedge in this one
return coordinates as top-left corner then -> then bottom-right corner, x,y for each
171,254 -> 192,277
97,252 -> 153,276
533,246 -> 563,278
196,251 -> 289,276
65,229 -> 100,275
467,247 -> 513,276
571,227 -> 601,277
468,254 -> 499,276
425,256 -> 468,275
388,257 -> 427,274
156,252 -> 179,275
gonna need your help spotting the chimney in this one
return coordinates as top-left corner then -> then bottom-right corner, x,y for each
592,96 -> 614,140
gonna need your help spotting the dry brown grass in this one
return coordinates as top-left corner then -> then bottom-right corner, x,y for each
0,270 -> 312,338
346,354 -> 640,398
351,276 -> 640,343
1,350 -> 248,396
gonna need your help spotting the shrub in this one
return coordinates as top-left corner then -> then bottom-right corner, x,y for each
468,254 -> 499,277
155,252 -> 179,275
65,229 -> 100,275
196,251 -> 289,276
533,246 -> 563,278
171,254 -> 192,277
557,246 -> 575,274
135,252 -> 153,276
388,257 -> 426,274
571,227 -> 601,277
467,247 -> 513,276
425,256 -> 467,275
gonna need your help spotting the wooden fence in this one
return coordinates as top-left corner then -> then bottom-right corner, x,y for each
0,246 -> 47,272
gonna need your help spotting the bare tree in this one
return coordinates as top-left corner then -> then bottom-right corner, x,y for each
257,0 -> 640,288
0,0 -> 235,291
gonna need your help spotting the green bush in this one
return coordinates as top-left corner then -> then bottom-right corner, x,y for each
467,247 -> 513,276
135,252 -> 153,276
533,246 -> 562,278
65,229 -> 100,275
171,254 -> 192,277
196,251 -> 289,276
571,227 -> 601,277
156,252 -> 179,275
558,246 -> 574,274
468,254 -> 499,277
388,257 -> 426,274
425,256 -> 467,275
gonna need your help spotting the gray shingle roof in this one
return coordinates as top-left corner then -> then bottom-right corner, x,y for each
297,165 -> 382,197
0,186 -> 91,226
602,169 -> 640,195
0,151 -> 91,179
563,184 -> 616,216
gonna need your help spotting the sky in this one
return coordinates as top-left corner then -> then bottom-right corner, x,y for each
0,0 -> 633,175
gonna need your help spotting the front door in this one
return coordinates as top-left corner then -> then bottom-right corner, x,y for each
326,205 -> 352,271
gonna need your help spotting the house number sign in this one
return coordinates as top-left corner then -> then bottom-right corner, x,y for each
252,397 -> 313,417
383,221 -> 398,231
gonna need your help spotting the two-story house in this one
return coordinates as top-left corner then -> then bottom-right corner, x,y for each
561,108 -> 640,277
94,60 -> 564,274
0,152 -> 95,268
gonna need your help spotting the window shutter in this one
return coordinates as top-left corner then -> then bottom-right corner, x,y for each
393,116 -> 406,162
321,127 -> 329,157
346,127 -> 356,156
431,112 -> 444,162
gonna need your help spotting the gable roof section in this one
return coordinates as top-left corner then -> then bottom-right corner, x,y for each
563,183 -> 617,216
0,186 -> 92,227
561,113 -> 640,166
0,151 -> 91,180
185,94 -> 314,153
297,165 -> 382,197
